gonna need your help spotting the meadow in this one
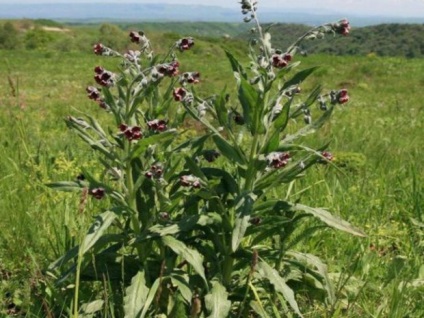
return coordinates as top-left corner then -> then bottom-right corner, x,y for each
0,27 -> 423,317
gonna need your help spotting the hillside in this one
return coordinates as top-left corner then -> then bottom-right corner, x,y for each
242,23 -> 424,58
1,19 -> 424,58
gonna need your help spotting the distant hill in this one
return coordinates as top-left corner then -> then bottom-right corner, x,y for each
1,3 -> 424,26
239,23 -> 424,58
1,18 -> 423,58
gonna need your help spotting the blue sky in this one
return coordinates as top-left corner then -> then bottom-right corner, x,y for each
1,0 -> 424,17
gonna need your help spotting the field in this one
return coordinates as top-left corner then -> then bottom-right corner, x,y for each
1,28 -> 424,317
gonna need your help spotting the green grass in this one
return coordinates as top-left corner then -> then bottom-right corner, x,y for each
1,41 -> 423,317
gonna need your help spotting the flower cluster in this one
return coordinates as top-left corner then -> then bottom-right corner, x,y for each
156,61 -> 180,77
147,119 -> 168,133
89,187 -> 105,200
240,0 -> 257,18
119,124 -> 142,141
180,72 -> 200,85
145,164 -> 164,179
333,19 -> 351,36
86,86 -> 109,110
176,37 -> 194,51
271,52 -> 292,68
94,66 -> 115,87
180,175 -> 201,189
266,152 -> 291,169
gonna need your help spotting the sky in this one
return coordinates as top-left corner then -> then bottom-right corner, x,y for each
1,0 -> 424,17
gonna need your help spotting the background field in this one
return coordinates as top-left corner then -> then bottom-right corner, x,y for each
0,20 -> 423,317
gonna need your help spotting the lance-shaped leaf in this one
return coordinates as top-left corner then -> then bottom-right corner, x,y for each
232,193 -> 255,252
212,135 -> 246,166
81,211 -> 117,254
45,181 -> 86,192
124,271 -> 149,318
162,236 -> 207,285
280,66 -> 319,92
257,260 -> 303,318
292,204 -> 366,237
225,50 -> 247,79
205,281 -> 231,318
238,77 -> 262,134
286,251 -> 336,305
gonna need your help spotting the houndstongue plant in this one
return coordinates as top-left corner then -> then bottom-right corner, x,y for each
47,1 -> 365,317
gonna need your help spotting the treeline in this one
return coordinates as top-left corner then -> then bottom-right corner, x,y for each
253,23 -> 424,58
1,19 -> 424,58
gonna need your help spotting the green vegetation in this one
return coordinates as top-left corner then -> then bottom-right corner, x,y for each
260,23 -> 424,58
0,18 -> 423,317
1,19 -> 424,57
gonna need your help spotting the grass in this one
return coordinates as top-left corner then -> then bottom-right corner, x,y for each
0,38 -> 423,317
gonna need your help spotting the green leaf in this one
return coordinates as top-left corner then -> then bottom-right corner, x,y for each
201,167 -> 239,196
124,271 -> 149,318
162,236 -> 207,285
212,135 -> 246,166
138,213 -> 222,240
130,130 -> 178,159
238,77 -> 262,134
287,251 -> 335,305
232,193 -> 255,252
139,278 -> 161,318
225,50 -> 247,79
185,156 -> 208,181
292,204 -> 366,237
81,211 -> 117,254
257,260 -> 303,317
171,272 -> 193,304
213,87 -> 229,127
45,181 -> 85,192
205,281 -> 231,318
280,66 -> 319,91
80,299 -> 104,315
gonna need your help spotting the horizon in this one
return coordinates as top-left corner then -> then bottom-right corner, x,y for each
1,0 -> 424,18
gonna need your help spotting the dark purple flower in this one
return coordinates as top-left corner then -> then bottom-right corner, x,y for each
89,187 -> 105,200
157,61 -> 179,77
176,37 -> 194,51
129,31 -> 144,44
86,86 -> 101,101
147,119 -> 168,132
334,19 -> 351,36
119,124 -> 143,141
180,71 -> 200,85
93,43 -> 106,55
173,87 -> 188,102
271,53 -> 292,68
337,89 -> 349,104
94,67 -> 115,87
266,152 -> 291,169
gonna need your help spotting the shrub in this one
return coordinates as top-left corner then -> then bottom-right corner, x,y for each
47,1 -> 364,316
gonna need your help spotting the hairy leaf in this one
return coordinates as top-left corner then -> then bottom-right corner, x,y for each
205,281 -> 231,318
257,260 -> 303,317
162,236 -> 207,285
124,271 -> 149,318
